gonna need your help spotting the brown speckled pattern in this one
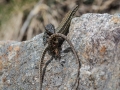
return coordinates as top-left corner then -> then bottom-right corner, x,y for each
0,13 -> 120,90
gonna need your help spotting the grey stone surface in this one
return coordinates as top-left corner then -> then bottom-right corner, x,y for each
69,13 -> 120,90
0,13 -> 120,90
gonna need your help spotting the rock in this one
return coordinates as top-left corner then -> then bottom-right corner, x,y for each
69,13 -> 120,90
0,13 -> 120,90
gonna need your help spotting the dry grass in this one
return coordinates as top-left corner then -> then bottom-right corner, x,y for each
0,0 -> 120,41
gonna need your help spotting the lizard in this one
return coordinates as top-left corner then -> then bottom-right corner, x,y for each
39,5 -> 79,90
43,5 -> 79,46
39,5 -> 80,90
48,33 -> 81,90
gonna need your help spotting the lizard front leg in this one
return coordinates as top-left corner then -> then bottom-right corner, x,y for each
48,33 -> 81,90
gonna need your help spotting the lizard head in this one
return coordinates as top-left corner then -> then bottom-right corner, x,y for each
45,24 -> 55,35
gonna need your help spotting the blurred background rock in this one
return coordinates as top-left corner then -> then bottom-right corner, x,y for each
0,0 -> 120,41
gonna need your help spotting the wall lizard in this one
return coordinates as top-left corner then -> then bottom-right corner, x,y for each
39,5 -> 80,90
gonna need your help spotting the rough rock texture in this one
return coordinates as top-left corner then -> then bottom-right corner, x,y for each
0,13 -> 120,90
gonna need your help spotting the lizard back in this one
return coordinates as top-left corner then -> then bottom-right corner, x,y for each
56,5 -> 79,35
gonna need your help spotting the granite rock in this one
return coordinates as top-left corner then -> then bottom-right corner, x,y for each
0,13 -> 120,90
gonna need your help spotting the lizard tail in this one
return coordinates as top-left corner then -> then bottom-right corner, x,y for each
39,45 -> 48,90
48,33 -> 81,90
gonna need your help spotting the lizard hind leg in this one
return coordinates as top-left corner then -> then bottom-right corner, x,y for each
48,33 -> 81,90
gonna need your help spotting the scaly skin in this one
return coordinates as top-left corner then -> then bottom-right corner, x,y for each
40,33 -> 81,90
39,45 -> 48,90
56,5 -> 79,34
39,5 -> 79,90
43,5 -> 79,45
48,33 -> 81,90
